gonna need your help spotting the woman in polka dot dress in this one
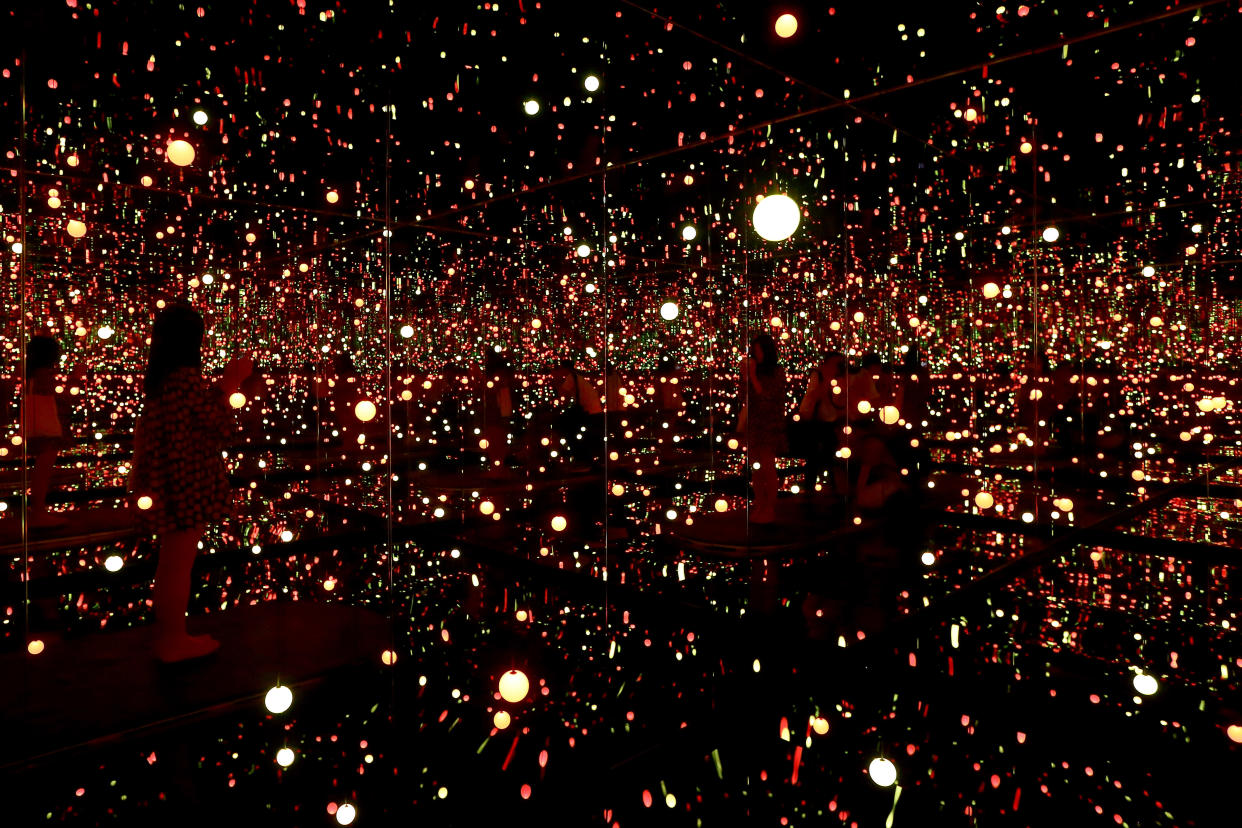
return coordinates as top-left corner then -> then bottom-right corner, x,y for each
131,305 -> 251,663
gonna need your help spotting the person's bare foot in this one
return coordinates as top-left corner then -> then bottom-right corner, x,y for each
156,633 -> 220,664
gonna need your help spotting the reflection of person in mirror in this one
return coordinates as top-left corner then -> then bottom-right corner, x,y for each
21,335 -> 72,529
131,305 -> 252,663
743,334 -> 786,524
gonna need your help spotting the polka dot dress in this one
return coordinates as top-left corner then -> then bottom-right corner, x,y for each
131,367 -> 232,534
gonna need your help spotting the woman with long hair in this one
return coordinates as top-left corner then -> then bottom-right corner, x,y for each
131,305 -> 250,663
743,333 -> 787,523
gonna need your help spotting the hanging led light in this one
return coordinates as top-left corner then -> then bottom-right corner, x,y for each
752,194 -> 800,241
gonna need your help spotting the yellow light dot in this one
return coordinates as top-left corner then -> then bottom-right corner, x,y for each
480,500 -> 495,516
27,639 -> 45,655
774,13 -> 798,38
551,515 -> 567,532
499,669 -> 530,703
229,392 -> 247,409
354,400 -> 377,422
137,495 -> 153,510
166,139 -> 196,167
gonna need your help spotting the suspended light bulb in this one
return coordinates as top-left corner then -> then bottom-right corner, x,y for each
166,139 -> 196,167
66,219 -> 87,238
229,392 -> 247,409
1133,672 -> 1158,696
660,301 -> 679,320
576,244 -> 591,258
354,400 -> 377,422
275,747 -> 295,767
97,326 -> 114,340
1142,265 -> 1156,277
681,224 -> 697,241
499,669 -> 530,703
104,555 -> 124,572
400,324 -> 414,339
584,74 -> 600,92
869,757 -> 897,787
714,498 -> 728,512
982,282 -> 1000,299
523,99 -> 540,115
192,109 -> 209,126
550,515 -> 567,532
265,684 -> 293,714
879,405 -> 900,425
1042,226 -> 1060,243
975,491 -> 994,510
752,193 -> 800,241
335,803 -> 357,826
774,13 -> 798,38
494,710 -> 512,729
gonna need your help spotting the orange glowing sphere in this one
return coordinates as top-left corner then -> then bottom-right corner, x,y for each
166,139 -> 196,167
499,669 -> 530,703
811,716 -> 830,735
975,492 -> 995,510
714,498 -> 728,512
66,219 -> 87,238
28,639 -> 45,655
1227,724 -> 1242,744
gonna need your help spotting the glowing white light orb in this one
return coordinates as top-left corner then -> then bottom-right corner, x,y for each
166,139 -> 196,167
681,225 -> 697,241
97,326 -> 114,340
11,242 -> 22,254
921,551 -> 936,566
104,555 -> 124,572
660,301 -> 679,320
714,498 -> 728,512
136,495 -> 153,511
550,515 -> 567,532
28,639 -> 44,655
191,109 -> 208,126
494,710 -> 512,729
982,282 -> 1000,299
326,190 -> 340,204
523,99 -> 540,115
811,716 -> 829,735
1133,672 -> 1158,696
354,400 -> 377,422
576,244 -> 591,258
584,75 -> 600,92
66,219 -> 87,238
265,684 -> 293,714
774,13 -> 798,38
1142,265 -> 1156,277
479,500 -> 495,516
879,405 -> 900,425
869,757 -> 897,787
381,649 -> 398,665
228,392 -> 247,409
1227,724 -> 1242,744
752,193 -> 800,241
400,324 -> 414,339
856,400 -> 872,415
975,492 -> 994,510
336,803 -> 356,826
499,669 -> 530,703
276,747 -> 295,767
1042,226 -> 1060,243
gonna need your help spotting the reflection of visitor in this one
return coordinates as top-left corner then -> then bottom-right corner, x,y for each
742,334 -> 786,524
481,351 -> 515,473
797,350 -> 845,493
131,306 -> 251,663
554,360 -> 603,467
21,336 -> 71,528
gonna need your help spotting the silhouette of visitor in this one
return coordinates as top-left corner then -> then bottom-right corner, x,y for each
22,335 -> 70,529
131,305 -> 251,663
